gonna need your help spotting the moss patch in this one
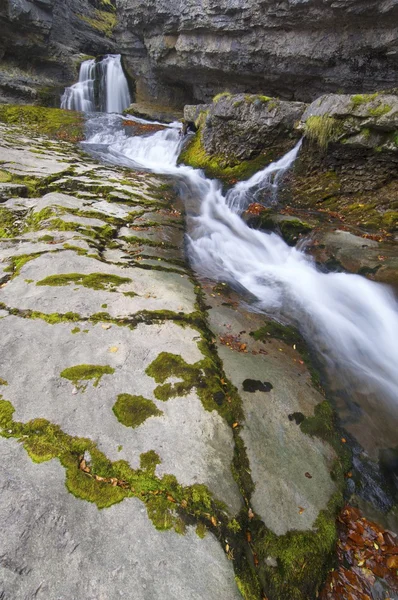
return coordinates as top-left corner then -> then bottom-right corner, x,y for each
0,207 -> 20,238
178,131 -> 275,183
60,364 -> 115,390
78,10 -> 116,36
36,272 -> 131,291
0,105 -> 84,143
113,394 -> 163,428
304,116 -> 344,149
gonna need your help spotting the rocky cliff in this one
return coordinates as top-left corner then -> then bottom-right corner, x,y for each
0,0 -> 117,105
116,0 -> 398,107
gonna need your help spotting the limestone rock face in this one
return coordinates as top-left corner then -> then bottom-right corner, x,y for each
0,0 -> 117,105
115,0 -> 398,106
190,94 -> 306,166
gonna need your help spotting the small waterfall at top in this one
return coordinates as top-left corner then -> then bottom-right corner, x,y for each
61,59 -> 96,112
61,55 -> 131,113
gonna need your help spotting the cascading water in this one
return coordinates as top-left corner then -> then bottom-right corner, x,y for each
97,55 -> 131,114
82,115 -> 398,426
61,59 -> 96,112
61,55 -> 130,113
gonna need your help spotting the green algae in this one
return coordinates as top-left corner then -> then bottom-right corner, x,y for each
0,105 -> 84,143
60,364 -> 115,390
113,394 -> 163,428
0,378 -> 8,386
36,272 -> 132,291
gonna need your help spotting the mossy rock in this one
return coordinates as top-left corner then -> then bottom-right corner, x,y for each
178,131 -> 275,183
0,105 -> 85,143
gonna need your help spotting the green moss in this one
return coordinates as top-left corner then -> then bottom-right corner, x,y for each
382,210 -> 398,230
140,450 -> 161,474
0,379 -> 8,386
361,127 -> 371,140
196,522 -> 208,538
0,169 -> 12,183
60,364 -> 115,390
78,9 -> 116,36
253,494 -> 342,600
0,105 -> 84,143
30,311 -> 81,325
71,327 -> 81,334
368,104 -> 392,117
235,570 -> 262,600
350,93 -> 378,107
278,219 -> 313,246
304,116 -> 344,149
227,518 -> 241,533
0,398 -> 14,428
178,131 -> 276,183
4,253 -> 41,278
0,207 -> 20,238
36,272 -> 131,291
145,351 -> 235,421
113,394 -> 163,428
213,92 -> 232,103
39,235 -> 55,242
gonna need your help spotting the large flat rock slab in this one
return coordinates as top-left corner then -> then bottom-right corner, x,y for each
1,251 -> 197,317
0,438 -> 241,600
206,297 -> 337,535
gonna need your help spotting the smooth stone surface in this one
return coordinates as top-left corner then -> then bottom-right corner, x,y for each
0,439 -> 241,600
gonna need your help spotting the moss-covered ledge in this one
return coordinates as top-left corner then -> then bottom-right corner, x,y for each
0,105 -> 85,143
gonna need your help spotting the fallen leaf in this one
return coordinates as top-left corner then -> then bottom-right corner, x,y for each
211,516 -> 218,527
248,508 -> 254,520
109,346 -> 119,353
305,472 -> 313,479
299,507 -> 305,514
232,422 -> 239,428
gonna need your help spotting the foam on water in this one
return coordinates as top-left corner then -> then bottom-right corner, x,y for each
84,114 -> 398,410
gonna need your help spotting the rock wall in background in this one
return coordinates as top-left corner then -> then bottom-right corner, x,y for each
115,0 -> 398,107
0,0 -> 117,105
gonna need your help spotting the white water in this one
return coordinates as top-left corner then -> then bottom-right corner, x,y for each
97,55 -> 131,113
61,55 -> 130,113
84,115 -> 398,410
61,59 -> 96,112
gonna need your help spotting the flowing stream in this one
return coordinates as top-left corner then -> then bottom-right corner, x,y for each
83,114 -> 398,422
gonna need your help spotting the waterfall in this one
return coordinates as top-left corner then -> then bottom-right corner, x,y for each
61,55 -> 131,113
61,59 -> 96,112
82,117 -> 398,415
